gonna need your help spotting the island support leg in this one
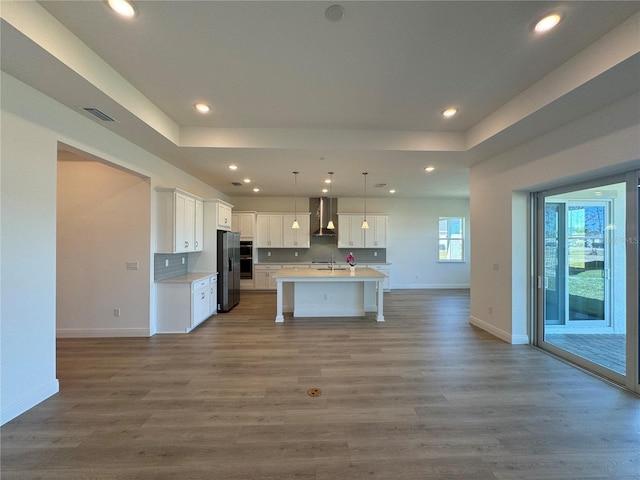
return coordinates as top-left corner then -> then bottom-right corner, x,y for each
376,279 -> 384,322
275,280 -> 284,323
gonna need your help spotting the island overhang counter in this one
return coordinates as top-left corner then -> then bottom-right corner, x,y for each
271,267 -> 386,323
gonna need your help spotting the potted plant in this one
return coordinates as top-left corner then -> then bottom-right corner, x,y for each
346,252 -> 356,275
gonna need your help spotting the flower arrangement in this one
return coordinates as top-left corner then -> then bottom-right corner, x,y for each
346,252 -> 356,266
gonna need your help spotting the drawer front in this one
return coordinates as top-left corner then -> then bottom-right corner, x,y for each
192,278 -> 209,291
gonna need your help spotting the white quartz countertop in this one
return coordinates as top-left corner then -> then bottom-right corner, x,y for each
255,262 -> 391,266
156,272 -> 216,283
272,267 -> 385,279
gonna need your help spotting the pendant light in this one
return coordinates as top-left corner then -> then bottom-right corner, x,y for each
326,172 -> 335,230
292,171 -> 300,229
361,172 -> 369,229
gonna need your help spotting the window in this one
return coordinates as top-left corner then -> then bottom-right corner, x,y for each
439,217 -> 465,262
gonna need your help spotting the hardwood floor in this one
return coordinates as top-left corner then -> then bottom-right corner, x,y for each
2,290 -> 639,479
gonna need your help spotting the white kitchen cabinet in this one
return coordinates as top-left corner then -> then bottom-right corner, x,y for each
210,276 -> 219,314
337,214 -> 365,248
256,215 -> 284,247
232,212 -> 256,239
217,201 -> 233,230
194,199 -> 204,251
254,264 -> 282,290
365,264 -> 391,292
364,215 -> 388,248
156,274 -> 217,333
156,188 -> 204,253
282,214 -> 310,248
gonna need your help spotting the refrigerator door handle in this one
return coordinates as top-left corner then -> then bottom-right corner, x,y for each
229,257 -> 233,272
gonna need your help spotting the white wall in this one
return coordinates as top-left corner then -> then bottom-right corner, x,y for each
469,93 -> 640,344
231,195 -> 471,289
0,72 -> 226,425
57,153 -> 151,337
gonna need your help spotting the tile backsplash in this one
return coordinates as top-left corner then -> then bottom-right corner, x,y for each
154,253 -> 188,280
256,236 -> 386,264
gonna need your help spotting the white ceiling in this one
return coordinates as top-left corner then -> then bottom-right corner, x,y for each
2,1 -> 639,198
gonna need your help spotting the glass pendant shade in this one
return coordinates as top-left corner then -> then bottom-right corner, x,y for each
361,172 -> 369,229
292,171 -> 299,229
327,171 -> 335,230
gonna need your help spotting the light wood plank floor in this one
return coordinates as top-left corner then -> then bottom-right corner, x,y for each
2,290 -> 639,479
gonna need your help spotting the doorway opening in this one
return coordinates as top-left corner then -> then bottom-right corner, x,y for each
534,171 -> 639,392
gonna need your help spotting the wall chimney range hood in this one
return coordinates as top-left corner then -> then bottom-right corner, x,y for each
310,197 -> 337,237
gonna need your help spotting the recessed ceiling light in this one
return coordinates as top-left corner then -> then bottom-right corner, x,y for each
324,178 -> 332,184
243,178 -> 251,183
425,166 -> 435,173
442,107 -> 457,118
322,188 -> 329,193
252,188 -> 260,193
107,0 -> 136,18
534,13 -> 561,33
228,164 -> 238,170
325,5 -> 344,22
194,103 -> 210,113
389,189 -> 396,194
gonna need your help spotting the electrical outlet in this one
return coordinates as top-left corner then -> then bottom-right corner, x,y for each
294,251 -> 298,257
114,308 -> 121,317
323,294 -> 328,300
268,251 -> 271,256
374,251 -> 378,257
165,259 -> 169,267
488,306 -> 493,314
181,257 -> 185,265
126,261 -> 139,270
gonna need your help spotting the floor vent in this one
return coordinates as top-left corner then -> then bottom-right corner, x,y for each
82,107 -> 116,122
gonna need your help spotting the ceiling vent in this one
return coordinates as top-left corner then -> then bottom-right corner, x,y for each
231,182 -> 243,187
374,183 -> 387,188
82,107 -> 116,122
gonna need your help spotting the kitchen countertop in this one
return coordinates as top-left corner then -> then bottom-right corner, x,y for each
156,272 -> 216,283
255,262 -> 391,266
272,267 -> 386,279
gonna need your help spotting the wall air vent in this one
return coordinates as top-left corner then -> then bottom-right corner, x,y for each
374,183 -> 387,188
82,107 -> 116,122
231,182 -> 243,187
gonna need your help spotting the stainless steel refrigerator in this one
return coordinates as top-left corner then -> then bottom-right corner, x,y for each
217,230 -> 240,312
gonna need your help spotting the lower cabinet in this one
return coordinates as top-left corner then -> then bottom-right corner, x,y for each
365,264 -> 391,292
156,274 -> 217,333
254,264 -> 282,290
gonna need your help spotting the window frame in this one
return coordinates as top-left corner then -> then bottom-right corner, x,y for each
438,216 -> 465,263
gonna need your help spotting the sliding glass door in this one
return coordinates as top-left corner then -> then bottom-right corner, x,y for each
535,172 -> 639,392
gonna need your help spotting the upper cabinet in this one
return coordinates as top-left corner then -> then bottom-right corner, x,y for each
338,214 -> 388,249
156,188 -> 204,253
256,213 -> 311,248
365,215 -> 388,248
282,214 -> 310,248
217,201 -> 233,230
337,214 -> 365,248
232,212 -> 256,238
256,214 -> 284,247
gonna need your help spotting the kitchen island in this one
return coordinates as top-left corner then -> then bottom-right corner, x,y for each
271,267 -> 386,323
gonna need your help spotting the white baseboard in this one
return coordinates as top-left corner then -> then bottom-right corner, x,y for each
56,328 -> 150,338
469,315 -> 529,345
1,379 -> 59,426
